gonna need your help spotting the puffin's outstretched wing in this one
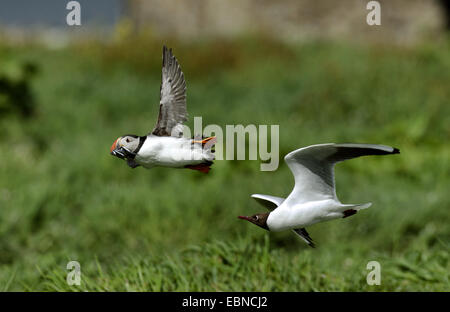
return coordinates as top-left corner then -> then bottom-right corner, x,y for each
284,143 -> 400,204
151,46 -> 187,137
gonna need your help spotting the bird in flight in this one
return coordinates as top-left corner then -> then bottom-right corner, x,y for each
110,46 -> 216,173
238,143 -> 400,247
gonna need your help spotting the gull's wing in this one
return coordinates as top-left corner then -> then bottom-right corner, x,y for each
151,46 -> 187,137
251,194 -> 285,211
284,143 -> 399,204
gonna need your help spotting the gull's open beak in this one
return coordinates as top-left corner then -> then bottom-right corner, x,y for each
238,216 -> 252,222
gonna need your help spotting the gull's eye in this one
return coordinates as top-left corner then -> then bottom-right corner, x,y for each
254,215 -> 259,221
126,138 -> 130,143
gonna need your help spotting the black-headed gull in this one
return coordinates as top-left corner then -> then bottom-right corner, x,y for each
110,46 -> 216,173
239,143 -> 400,247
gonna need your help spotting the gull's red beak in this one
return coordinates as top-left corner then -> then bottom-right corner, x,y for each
238,216 -> 252,222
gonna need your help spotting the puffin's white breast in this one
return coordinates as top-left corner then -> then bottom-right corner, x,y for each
135,136 -> 207,168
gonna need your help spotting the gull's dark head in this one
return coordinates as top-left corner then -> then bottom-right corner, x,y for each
238,212 -> 270,231
110,135 -> 140,160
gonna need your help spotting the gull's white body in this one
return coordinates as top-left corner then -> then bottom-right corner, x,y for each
267,199 -> 354,231
135,136 -> 215,169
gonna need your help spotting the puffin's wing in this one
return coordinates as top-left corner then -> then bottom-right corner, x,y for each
151,46 -> 187,137
251,194 -> 285,211
284,143 -> 399,204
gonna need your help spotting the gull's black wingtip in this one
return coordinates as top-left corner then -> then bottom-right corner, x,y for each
393,147 -> 400,154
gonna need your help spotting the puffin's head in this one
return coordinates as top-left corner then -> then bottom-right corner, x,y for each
238,212 -> 270,231
110,135 -> 140,159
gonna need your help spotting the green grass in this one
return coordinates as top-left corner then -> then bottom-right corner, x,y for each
0,37 -> 449,291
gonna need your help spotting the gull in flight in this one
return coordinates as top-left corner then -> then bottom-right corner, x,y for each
110,46 -> 216,173
239,143 -> 400,247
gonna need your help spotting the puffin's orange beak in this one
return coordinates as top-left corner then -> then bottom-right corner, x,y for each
110,138 -> 119,153
110,138 -> 128,159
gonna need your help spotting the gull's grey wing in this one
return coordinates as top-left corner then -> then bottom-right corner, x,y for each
151,46 -> 187,137
284,143 -> 400,204
251,194 -> 285,211
292,228 -> 316,248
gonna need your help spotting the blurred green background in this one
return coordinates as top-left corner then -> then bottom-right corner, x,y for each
0,1 -> 449,291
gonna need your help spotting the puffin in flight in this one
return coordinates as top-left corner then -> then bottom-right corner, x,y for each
239,143 -> 400,247
110,46 -> 216,173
